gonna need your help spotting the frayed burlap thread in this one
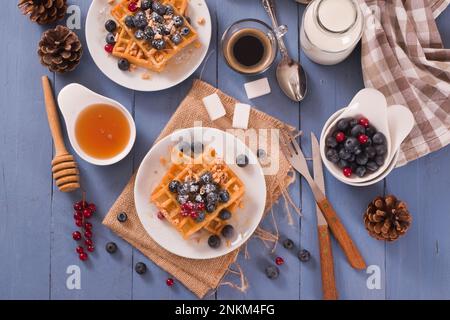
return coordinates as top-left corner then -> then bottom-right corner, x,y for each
103,80 -> 297,298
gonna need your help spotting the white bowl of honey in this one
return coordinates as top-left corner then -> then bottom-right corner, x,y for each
58,83 -> 136,166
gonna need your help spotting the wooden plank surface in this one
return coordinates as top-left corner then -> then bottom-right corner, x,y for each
0,0 -> 449,300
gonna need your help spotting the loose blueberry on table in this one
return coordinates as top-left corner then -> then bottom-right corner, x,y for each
135,262 -> 147,275
265,265 -> 280,279
72,198 -> 97,261
325,117 -> 387,178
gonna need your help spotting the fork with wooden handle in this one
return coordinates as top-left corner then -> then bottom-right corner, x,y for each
280,132 -> 366,270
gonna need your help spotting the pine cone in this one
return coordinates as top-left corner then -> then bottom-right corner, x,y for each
364,195 -> 412,241
38,25 -> 83,73
18,0 -> 67,25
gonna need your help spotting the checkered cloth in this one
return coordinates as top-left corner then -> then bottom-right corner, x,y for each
359,0 -> 450,166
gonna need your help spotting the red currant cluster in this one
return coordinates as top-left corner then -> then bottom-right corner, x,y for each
180,201 -> 204,219
72,199 -> 96,261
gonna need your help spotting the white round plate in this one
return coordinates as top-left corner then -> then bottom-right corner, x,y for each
134,128 -> 267,259
86,0 -> 212,91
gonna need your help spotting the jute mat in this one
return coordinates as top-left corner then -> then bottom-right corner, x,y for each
103,79 -> 296,298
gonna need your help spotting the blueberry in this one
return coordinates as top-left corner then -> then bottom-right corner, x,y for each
134,29 -> 145,40
344,137 -> 359,152
348,153 -> 355,162
354,146 -> 363,155
355,166 -> 367,177
152,39 -> 166,50
140,0 -> 152,10
256,149 -> 266,158
160,24 -> 171,35
185,16 -> 192,24
219,209 -> 231,220
236,154 -> 249,167
298,249 -> 311,262
375,155 -> 385,166
337,118 -> 351,131
165,5 -> 174,15
105,242 -> 118,254
326,136 -> 338,148
366,161 -> 379,172
365,146 -> 377,158
135,262 -> 147,275
349,161 -> 358,172
338,148 -> 351,160
221,225 -> 235,239
204,183 -> 217,194
188,182 -> 199,194
372,132 -> 386,145
375,144 -> 387,156
173,15 -> 184,27
106,32 -> 116,44
177,141 -> 191,154
171,33 -> 182,45
168,180 -> 180,193
133,11 -> 148,29
118,58 -> 130,71
194,194 -> 204,203
206,202 -> 216,213
282,238 -> 294,249
349,119 -> 358,127
351,124 -> 365,137
144,26 -> 155,40
117,212 -> 128,222
337,159 -> 349,169
180,26 -> 190,36
265,265 -> 279,279
150,11 -> 164,23
105,19 -> 117,32
356,153 -> 369,165
191,141 -> 204,155
152,2 -> 167,15
208,235 -> 221,248
200,172 -> 212,184
177,194 -> 189,204
365,126 -> 377,137
218,190 -> 230,203
326,148 -> 339,163
177,182 -> 190,195
125,15 -> 135,28
206,192 -> 218,204
195,211 -> 206,223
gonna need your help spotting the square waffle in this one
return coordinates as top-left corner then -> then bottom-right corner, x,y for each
151,147 -> 245,239
111,0 -> 197,72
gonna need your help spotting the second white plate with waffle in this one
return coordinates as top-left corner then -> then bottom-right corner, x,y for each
134,127 -> 267,259
86,0 -> 211,91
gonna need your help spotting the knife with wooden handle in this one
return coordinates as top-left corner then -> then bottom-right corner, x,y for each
311,133 -> 338,300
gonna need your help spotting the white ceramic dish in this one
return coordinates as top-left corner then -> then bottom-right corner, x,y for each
86,0 -> 212,91
134,127 -> 267,259
58,83 -> 136,166
320,107 -> 399,186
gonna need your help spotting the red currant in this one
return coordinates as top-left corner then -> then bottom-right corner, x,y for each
76,246 -> 84,254
84,230 -> 93,239
275,257 -> 284,266
157,211 -> 165,220
75,219 -> 83,227
72,231 -> 82,241
128,1 -> 138,12
343,167 -> 352,177
359,117 -> 370,128
88,203 -> 96,213
358,134 -> 369,144
180,210 -> 190,217
85,238 -> 93,247
190,211 -> 199,219
74,203 -> 82,211
196,203 -> 205,211
77,200 -> 88,208
87,245 -> 95,252
104,43 -> 114,53
79,252 -> 88,261
84,222 -> 93,230
83,208 -> 93,219
166,278 -> 174,287
335,132 -> 345,143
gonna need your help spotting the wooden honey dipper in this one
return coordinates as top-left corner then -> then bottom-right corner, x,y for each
41,76 -> 80,192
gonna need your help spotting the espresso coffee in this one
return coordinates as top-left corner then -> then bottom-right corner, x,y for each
223,28 -> 275,74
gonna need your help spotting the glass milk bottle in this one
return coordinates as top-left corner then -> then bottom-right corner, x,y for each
300,0 -> 364,65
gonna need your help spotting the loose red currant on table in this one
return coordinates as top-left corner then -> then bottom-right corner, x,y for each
85,238 -> 93,247
128,1 -> 138,12
87,245 -> 95,253
79,252 -> 88,261
275,257 -> 284,266
335,132 -> 345,143
74,211 -> 82,220
359,117 -> 370,128
72,231 -> 82,241
166,278 -> 175,287
84,222 -> 93,230
84,230 -> 93,239
75,219 -> 83,227
358,134 -> 369,144
76,246 -> 84,254
343,167 -> 353,177
83,208 -> 93,218
88,203 -> 96,213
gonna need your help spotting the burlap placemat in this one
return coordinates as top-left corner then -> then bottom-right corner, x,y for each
103,79 -> 296,298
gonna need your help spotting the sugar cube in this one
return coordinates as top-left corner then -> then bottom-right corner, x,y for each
232,103 -> 251,129
244,78 -> 271,99
202,93 -> 226,121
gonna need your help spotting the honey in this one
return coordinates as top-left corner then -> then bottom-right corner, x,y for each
75,104 -> 130,159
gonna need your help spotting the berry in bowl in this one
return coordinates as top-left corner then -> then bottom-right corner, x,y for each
324,117 -> 388,179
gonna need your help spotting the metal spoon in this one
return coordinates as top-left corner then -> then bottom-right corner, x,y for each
262,0 -> 307,102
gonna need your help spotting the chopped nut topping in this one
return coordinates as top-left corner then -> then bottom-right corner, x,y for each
197,17 -> 206,25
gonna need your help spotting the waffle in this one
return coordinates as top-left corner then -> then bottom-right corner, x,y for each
151,148 -> 245,239
111,0 -> 197,72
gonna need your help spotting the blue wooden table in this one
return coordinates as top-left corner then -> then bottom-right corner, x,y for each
1,0 -> 449,300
